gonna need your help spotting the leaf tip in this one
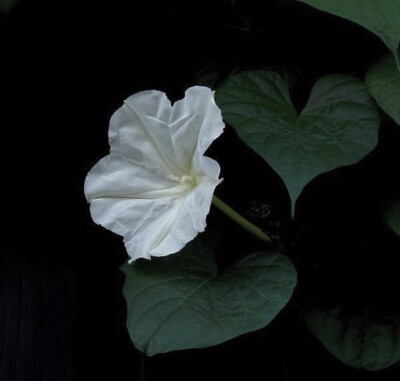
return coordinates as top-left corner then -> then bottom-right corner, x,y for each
290,198 -> 297,219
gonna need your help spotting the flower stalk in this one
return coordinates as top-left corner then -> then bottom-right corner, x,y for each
212,195 -> 272,243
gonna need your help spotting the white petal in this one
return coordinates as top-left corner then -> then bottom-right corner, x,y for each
84,154 -> 181,202
150,177 -> 220,256
89,196 -> 184,261
170,86 -> 225,165
191,154 -> 221,181
108,90 -> 185,177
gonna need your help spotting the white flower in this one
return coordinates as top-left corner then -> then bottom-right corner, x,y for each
84,86 -> 224,262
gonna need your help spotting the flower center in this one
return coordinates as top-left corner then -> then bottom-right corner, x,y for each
169,174 -> 197,190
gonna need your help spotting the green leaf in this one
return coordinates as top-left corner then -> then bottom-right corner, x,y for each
0,0 -> 20,13
215,71 -> 379,215
305,305 -> 400,371
382,198 -> 400,235
366,55 -> 400,125
297,0 -> 400,60
121,233 -> 297,356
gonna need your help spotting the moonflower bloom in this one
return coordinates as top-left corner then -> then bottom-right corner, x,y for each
85,86 -> 224,262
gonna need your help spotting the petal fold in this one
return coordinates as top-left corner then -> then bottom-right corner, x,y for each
108,90 -> 184,176
89,196 -> 183,260
84,154 -> 180,201
170,87 -> 225,167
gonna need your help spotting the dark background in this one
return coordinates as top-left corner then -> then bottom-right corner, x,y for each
1,0 -> 400,380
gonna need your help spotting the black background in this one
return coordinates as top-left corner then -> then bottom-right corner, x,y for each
1,0 -> 400,380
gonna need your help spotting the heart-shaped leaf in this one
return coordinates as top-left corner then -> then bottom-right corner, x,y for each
297,0 -> 400,62
382,198 -> 400,235
305,305 -> 400,371
366,55 -> 400,125
215,71 -> 379,214
121,233 -> 297,356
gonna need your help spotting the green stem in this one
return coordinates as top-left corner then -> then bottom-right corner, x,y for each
212,195 -> 272,243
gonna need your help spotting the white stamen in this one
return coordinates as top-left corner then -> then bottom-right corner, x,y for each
169,174 -> 196,188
